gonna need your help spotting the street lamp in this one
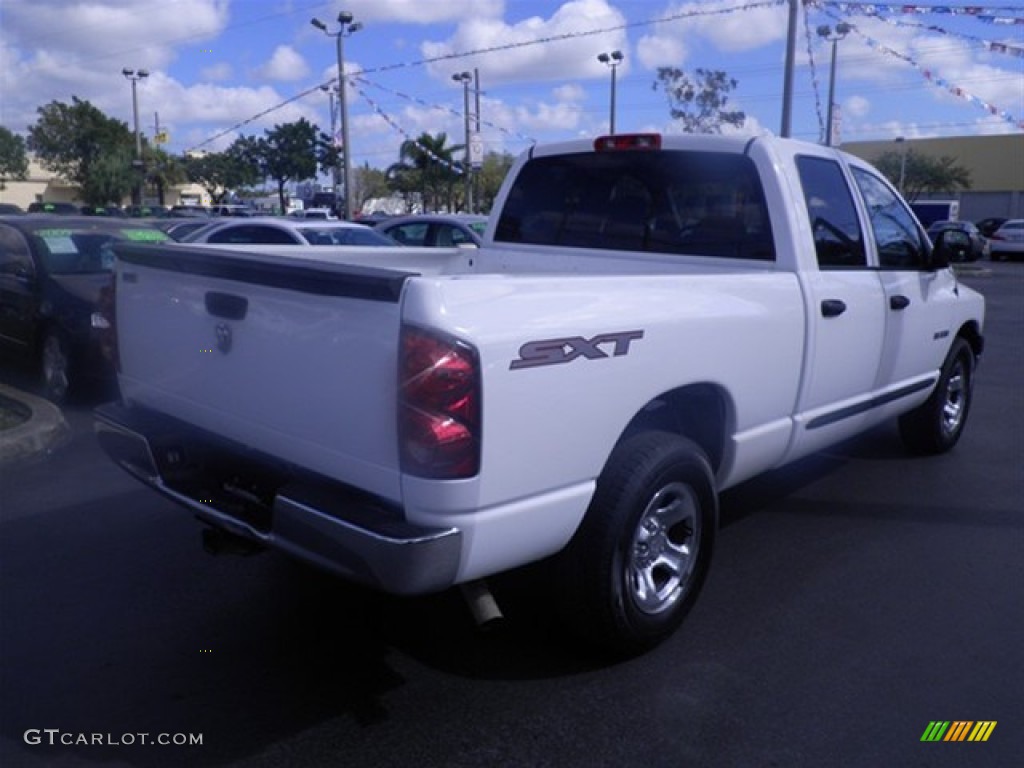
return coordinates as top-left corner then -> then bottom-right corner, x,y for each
452,71 -> 473,213
596,50 -> 624,134
122,67 -> 149,205
311,11 -> 362,220
895,136 -> 907,195
320,84 -> 341,207
817,23 -> 851,147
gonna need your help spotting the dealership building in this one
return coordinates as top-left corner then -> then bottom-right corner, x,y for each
844,133 -> 1024,222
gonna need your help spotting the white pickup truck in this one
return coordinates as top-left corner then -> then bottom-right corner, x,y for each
96,133 -> 984,656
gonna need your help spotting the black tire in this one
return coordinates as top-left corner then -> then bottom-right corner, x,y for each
40,331 -> 71,403
899,337 -> 975,455
554,433 -> 717,658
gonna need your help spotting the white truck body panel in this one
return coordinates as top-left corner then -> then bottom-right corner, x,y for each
100,132 -> 985,593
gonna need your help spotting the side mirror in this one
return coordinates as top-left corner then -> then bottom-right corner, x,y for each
931,230 -> 969,269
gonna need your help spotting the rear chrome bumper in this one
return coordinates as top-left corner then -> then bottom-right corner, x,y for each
94,402 -> 461,595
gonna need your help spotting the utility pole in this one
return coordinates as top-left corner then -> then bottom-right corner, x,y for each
818,23 -> 851,146
122,67 -> 149,205
311,11 -> 362,219
453,72 -> 473,213
780,0 -> 798,137
597,51 -> 624,134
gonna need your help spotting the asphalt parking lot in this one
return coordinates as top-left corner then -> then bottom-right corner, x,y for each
0,262 -> 1021,767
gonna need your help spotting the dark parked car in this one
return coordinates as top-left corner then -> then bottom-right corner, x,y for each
0,215 -> 169,401
974,217 -> 1007,238
0,203 -> 24,215
27,201 -> 81,215
925,220 -> 988,262
154,218 -> 213,241
376,213 -> 488,247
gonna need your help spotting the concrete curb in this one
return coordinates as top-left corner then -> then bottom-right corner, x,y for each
0,383 -> 70,463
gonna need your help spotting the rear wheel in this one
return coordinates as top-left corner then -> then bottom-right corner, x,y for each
899,337 -> 975,454
555,433 -> 717,657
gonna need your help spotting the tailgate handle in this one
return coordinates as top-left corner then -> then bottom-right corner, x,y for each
205,292 -> 248,321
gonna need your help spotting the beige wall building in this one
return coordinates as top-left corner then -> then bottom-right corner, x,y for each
0,156 -> 208,211
844,134 -> 1024,221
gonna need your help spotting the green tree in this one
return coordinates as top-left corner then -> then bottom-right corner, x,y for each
353,163 -> 390,213
145,147 -> 187,206
184,140 -> 260,204
80,146 -> 135,205
27,97 -> 135,201
653,68 -> 746,134
245,119 -> 321,214
386,133 -> 462,213
0,127 -> 29,190
872,149 -> 971,202
475,151 -> 515,214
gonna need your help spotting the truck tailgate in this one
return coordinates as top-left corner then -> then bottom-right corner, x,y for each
112,243 -> 414,501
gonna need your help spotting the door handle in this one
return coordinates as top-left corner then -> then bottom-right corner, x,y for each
821,299 -> 847,318
890,295 -> 910,311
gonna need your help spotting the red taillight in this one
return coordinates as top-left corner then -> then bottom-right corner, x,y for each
399,326 -> 481,479
594,133 -> 662,152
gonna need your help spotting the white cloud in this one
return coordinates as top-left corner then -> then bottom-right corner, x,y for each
845,95 -> 870,119
342,0 -> 504,25
1,0 -> 229,71
636,32 -> 689,70
201,62 -> 233,82
420,0 -> 627,85
259,46 -> 310,82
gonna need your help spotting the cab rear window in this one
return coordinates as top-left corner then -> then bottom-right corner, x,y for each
494,150 -> 774,260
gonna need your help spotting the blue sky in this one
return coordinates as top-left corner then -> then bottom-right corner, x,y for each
2,0 -> 1021,172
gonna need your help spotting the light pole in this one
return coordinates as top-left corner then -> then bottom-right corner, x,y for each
597,50 -> 624,134
817,22 -> 851,147
320,84 -> 341,209
311,11 -> 361,220
895,136 -> 907,195
122,67 -> 149,205
452,71 -> 473,213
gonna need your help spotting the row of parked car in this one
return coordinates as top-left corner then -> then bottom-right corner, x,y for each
0,211 -> 489,403
925,217 -> 1024,262
0,207 -> 1019,405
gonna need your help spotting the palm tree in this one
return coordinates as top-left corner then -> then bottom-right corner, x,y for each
386,132 -> 463,213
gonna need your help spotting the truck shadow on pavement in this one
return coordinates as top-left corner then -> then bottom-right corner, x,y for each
0,427 -> 914,767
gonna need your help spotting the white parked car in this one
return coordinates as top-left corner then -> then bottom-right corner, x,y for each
181,217 -> 396,246
289,207 -> 338,220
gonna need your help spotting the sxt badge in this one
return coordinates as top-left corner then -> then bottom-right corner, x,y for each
510,330 -> 643,370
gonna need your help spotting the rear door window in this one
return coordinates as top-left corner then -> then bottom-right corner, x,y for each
795,156 -> 866,269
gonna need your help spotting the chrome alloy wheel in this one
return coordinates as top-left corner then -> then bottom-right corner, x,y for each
628,481 -> 701,615
940,356 -> 968,438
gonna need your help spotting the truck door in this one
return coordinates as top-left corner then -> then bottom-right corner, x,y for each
788,154 -> 887,457
849,167 -> 956,389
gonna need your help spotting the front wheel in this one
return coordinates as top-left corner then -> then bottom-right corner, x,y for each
554,433 -> 717,658
899,338 -> 975,454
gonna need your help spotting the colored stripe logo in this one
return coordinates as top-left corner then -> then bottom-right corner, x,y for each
921,721 -> 997,742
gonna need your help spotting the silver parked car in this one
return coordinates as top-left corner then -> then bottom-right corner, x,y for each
988,219 -> 1024,261
376,214 -> 488,247
181,217 -> 397,246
